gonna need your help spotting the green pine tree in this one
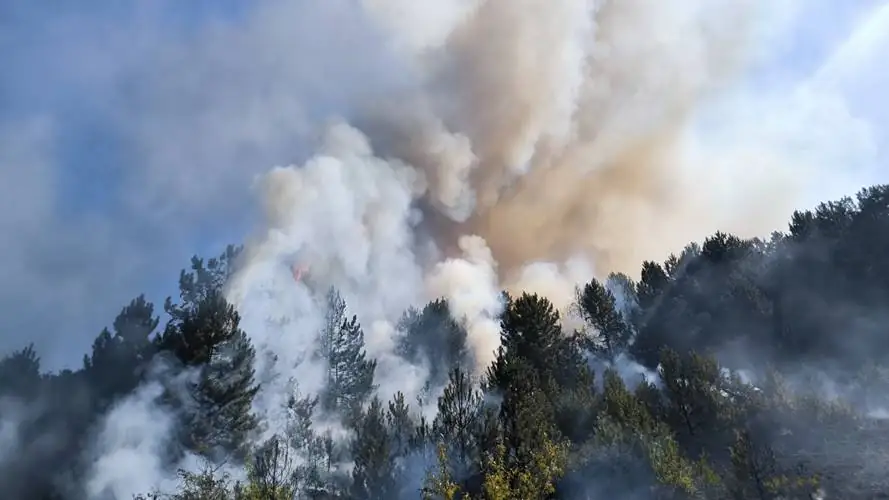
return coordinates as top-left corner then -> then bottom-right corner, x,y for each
84,295 -> 159,409
157,249 -> 260,461
317,288 -> 377,418
350,397 -> 396,500
576,278 -> 634,363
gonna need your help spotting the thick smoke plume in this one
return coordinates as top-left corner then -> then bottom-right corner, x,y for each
71,0 -> 881,496
361,0 -> 760,276
229,0 -> 806,391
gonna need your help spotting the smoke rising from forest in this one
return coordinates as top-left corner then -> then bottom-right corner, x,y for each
2,0 -> 887,498
227,0 -> 834,409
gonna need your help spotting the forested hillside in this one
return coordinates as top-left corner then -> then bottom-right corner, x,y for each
4,185 -> 889,499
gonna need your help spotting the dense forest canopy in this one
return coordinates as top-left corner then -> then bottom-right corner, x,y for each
2,185 -> 889,499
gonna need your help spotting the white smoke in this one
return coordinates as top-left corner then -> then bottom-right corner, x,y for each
221,0 -> 884,445
226,122 -> 434,432
75,0 -> 885,494
426,235 -> 503,372
0,398 -> 27,467
84,360 -> 222,499
84,376 -> 216,499
86,380 -> 179,499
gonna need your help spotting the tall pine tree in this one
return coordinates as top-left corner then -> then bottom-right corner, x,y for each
432,368 -> 485,481
350,397 -> 396,500
317,288 -> 377,418
158,249 -> 259,461
487,293 -> 591,439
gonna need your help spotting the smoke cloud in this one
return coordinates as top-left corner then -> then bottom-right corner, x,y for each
361,0 -> 734,276
4,0 -> 885,496
228,0 -> 881,402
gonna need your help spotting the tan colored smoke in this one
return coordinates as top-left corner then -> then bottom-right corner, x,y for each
362,0 -> 772,282
236,0 -> 830,381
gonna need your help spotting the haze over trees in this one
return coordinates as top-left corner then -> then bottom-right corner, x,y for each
3,185 -> 889,499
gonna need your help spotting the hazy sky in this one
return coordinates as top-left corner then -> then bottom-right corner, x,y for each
1,0 -> 886,369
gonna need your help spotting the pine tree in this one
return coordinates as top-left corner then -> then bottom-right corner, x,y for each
158,249 -> 260,461
160,247 -> 246,365
397,299 -> 469,388
387,391 -> 415,460
83,295 -> 158,409
386,391 -> 419,496
175,290 -> 260,460
729,428 -> 778,500
658,348 -> 734,460
317,288 -> 377,418
576,278 -> 633,363
350,397 -> 396,500
488,355 -> 564,495
488,292 -> 581,394
0,343 -> 42,399
172,245 -> 243,311
600,368 -> 654,434
241,437 -> 298,500
422,443 -> 462,500
282,392 -> 349,498
496,293 -> 562,375
636,261 -> 670,310
583,370 -> 721,499
432,368 -> 485,480
481,430 -> 569,500
488,292 -> 591,444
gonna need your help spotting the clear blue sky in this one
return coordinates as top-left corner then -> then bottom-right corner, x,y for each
0,0 -> 886,370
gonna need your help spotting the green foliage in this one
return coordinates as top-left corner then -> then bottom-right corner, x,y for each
492,293 -> 566,384
160,467 -> 234,500
584,369 -> 722,498
576,278 -> 634,362
432,368 -> 485,477
82,296 -> 159,413
136,461 -> 295,500
422,443 -> 462,500
21,185 -> 889,499
658,348 -> 737,458
349,397 -> 396,500
318,288 -> 377,418
167,246 -> 243,314
600,368 -> 654,433
167,289 -> 259,460
728,428 -> 820,500
480,433 -> 568,500
397,299 -> 469,387
286,392 -> 348,497
239,438 -> 297,500
156,248 -> 260,461
488,292 -> 593,445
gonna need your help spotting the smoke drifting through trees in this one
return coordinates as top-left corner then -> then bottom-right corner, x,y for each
229,0 -> 849,427
0,0 -> 885,499
7,185 -> 889,498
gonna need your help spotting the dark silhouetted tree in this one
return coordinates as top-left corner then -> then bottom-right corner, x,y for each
431,368 -> 485,481
158,249 -> 259,461
0,344 -> 42,399
396,299 -> 469,388
577,278 -> 633,363
84,295 -> 158,409
350,397 -> 396,500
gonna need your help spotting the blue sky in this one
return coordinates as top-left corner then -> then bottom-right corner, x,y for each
0,0 -> 886,370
